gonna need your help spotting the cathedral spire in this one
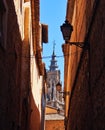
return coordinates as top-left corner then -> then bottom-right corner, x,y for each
49,41 -> 58,71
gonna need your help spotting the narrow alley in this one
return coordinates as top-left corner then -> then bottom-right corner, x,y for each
0,0 -> 105,130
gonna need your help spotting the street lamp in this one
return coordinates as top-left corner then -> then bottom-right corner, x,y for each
56,82 -> 70,128
60,20 -> 73,41
56,82 -> 70,97
60,20 -> 85,48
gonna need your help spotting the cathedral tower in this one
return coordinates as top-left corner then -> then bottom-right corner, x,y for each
46,42 -> 61,107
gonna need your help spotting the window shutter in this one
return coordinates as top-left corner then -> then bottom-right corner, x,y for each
42,24 -> 48,43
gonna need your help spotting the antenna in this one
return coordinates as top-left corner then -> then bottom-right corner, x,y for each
53,40 -> 56,53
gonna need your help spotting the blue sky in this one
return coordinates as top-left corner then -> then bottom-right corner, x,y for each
40,0 -> 67,85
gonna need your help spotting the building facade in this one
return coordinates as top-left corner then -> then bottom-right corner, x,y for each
62,0 -> 105,130
0,0 -> 22,129
45,116 -> 64,130
0,0 -> 47,130
45,106 -> 64,130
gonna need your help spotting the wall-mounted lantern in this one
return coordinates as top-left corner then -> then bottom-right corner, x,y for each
60,20 -> 73,41
60,20 -> 86,48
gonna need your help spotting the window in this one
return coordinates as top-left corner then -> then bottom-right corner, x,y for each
20,0 -> 22,13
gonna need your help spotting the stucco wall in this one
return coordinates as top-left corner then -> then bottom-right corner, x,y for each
0,0 -> 22,129
0,0 -> 44,130
45,120 -> 64,130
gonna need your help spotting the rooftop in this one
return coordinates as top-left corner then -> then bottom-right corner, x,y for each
45,113 -> 64,120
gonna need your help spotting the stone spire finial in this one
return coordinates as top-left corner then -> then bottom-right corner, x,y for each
53,40 -> 56,54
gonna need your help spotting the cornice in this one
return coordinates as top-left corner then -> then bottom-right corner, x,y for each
31,0 -> 40,54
